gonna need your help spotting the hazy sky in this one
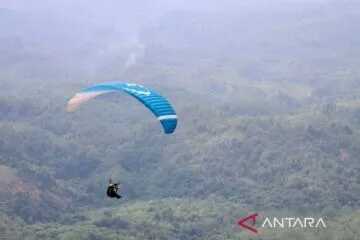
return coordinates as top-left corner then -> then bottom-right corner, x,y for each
0,0 -> 331,13
0,0 -> 333,32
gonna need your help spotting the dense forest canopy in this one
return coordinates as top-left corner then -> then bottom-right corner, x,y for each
0,0 -> 359,239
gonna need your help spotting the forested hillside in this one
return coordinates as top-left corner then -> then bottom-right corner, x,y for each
0,1 -> 359,239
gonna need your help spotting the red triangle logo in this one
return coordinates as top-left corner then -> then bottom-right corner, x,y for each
238,213 -> 258,234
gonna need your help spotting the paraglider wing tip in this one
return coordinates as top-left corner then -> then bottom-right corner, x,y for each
158,115 -> 178,134
66,92 -> 108,113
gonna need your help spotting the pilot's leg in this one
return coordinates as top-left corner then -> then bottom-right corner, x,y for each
115,192 -> 122,199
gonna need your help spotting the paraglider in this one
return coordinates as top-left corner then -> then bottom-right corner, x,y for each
67,82 -> 178,200
106,179 -> 122,199
67,82 -> 177,134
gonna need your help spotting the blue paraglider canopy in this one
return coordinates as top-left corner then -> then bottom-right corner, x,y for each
67,82 -> 177,134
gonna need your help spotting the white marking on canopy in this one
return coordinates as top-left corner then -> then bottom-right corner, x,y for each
157,115 -> 178,121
